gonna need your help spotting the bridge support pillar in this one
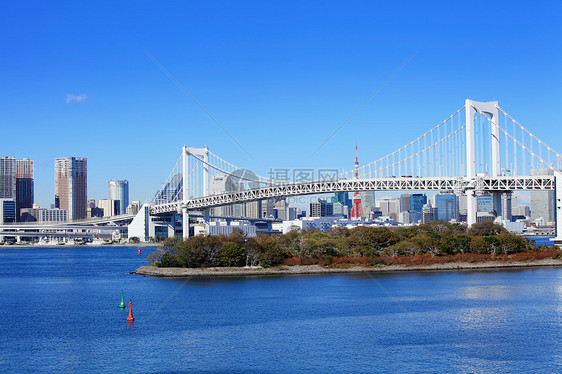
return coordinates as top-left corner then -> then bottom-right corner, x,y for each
182,208 -> 190,240
467,190 -> 477,227
554,171 -> 562,246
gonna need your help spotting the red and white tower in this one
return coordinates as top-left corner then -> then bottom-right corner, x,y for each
350,145 -> 364,220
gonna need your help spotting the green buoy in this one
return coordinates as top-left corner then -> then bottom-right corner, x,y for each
119,291 -> 126,308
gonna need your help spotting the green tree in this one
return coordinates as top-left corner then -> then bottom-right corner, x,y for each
219,242 -> 246,267
468,221 -> 507,236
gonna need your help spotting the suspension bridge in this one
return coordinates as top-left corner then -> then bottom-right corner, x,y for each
149,99 -> 562,243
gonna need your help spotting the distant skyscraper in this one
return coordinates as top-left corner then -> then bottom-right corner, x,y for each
477,194 -> 494,214
98,199 -> 120,217
108,179 -> 129,215
15,158 -> 34,220
153,173 -> 182,204
400,193 -> 411,212
0,156 -> 16,199
434,192 -> 458,222
310,198 -> 333,217
55,157 -> 87,221
210,174 -> 238,217
422,203 -> 438,224
530,169 -> 556,224
410,194 -> 427,213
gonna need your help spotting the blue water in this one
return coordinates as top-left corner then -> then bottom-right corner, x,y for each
2,246 -> 562,373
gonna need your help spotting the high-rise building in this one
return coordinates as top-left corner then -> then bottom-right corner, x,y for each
477,194 -> 494,214
15,158 -> 34,220
126,201 -> 141,215
310,198 -> 333,217
153,173 -> 182,204
400,193 -> 411,212
0,156 -> 16,200
98,199 -> 120,217
410,194 -> 427,213
54,157 -> 87,221
530,169 -> 556,224
434,192 -> 458,222
376,197 -> 400,220
422,203 -> 438,224
361,191 -> 376,216
210,174 -> 238,217
108,179 -> 129,215
261,198 -> 275,218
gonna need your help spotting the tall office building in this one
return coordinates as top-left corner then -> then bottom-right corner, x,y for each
422,203 -> 438,224
434,192 -> 458,222
55,157 -> 87,221
361,191 -> 376,216
400,193 -> 411,212
477,194 -> 494,213
530,169 -> 556,224
98,199 -> 120,217
310,198 -> 333,217
410,194 -> 427,213
210,174 -> 237,217
108,179 -> 129,215
0,156 -> 16,199
15,158 -> 34,220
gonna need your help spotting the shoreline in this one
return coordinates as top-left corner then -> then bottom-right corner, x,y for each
133,258 -> 562,278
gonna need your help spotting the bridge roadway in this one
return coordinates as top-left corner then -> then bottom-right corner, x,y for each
0,214 -> 135,237
150,175 -> 556,215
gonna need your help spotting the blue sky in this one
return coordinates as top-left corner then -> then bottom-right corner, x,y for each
1,1 -> 561,207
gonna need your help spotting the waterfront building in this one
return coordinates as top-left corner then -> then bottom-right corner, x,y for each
0,198 -> 16,224
38,208 -> 67,223
434,192 -> 458,222
410,194 -> 427,213
98,199 -> 120,217
108,179 -> 129,215
0,157 -> 34,221
0,157 -> 16,200
15,158 -> 34,221
207,221 -> 256,237
530,169 -> 556,224
54,157 -> 87,221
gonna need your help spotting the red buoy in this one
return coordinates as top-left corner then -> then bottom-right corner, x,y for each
127,300 -> 135,322
137,247 -> 141,255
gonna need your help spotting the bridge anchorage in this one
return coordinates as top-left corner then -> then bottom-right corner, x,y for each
150,99 -> 562,244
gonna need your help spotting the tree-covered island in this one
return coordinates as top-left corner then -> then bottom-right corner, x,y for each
146,221 -> 560,270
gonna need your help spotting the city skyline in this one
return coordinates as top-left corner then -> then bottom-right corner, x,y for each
1,1 -> 561,208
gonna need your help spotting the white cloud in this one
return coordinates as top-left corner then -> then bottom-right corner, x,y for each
65,94 -> 87,104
